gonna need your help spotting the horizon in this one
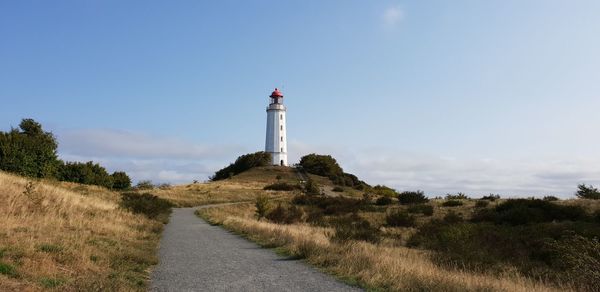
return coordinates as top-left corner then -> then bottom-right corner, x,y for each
2,1 -> 599,197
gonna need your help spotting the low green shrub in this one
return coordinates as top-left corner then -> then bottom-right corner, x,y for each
472,198 -> 588,225
543,195 -> 559,201
255,194 -> 270,220
375,196 -> 393,206
266,204 -> 304,224
330,215 -> 380,243
120,192 -> 173,221
407,204 -> 434,216
443,211 -> 463,224
263,182 -> 302,191
546,233 -> 600,291
40,277 -> 65,288
386,210 -> 416,227
481,194 -> 500,201
292,194 -> 364,215
0,262 -> 17,277
474,200 -> 489,208
446,193 -> 469,200
397,191 -> 428,205
442,200 -> 463,207
134,180 -> 154,190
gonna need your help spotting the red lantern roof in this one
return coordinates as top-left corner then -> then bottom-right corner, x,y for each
270,88 -> 283,98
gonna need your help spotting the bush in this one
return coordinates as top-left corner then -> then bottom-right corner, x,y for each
386,210 -> 416,227
472,198 -> 589,225
291,194 -> 363,215
264,182 -> 301,191
304,179 -> 321,196
575,184 -> 600,200
255,194 -> 270,220
543,195 -> 559,201
546,233 -> 600,291
443,211 -> 464,224
60,161 -> 114,188
446,193 -> 469,200
475,200 -> 489,208
442,200 -> 463,207
331,215 -> 380,243
120,192 -> 173,221
372,185 -> 398,197
375,196 -> 393,206
407,204 -> 434,216
0,119 -> 60,178
134,180 -> 154,190
266,204 -> 304,224
0,262 -> 17,277
211,152 -> 272,181
481,194 -> 500,201
398,190 -> 429,205
331,186 -> 344,192
111,171 -> 131,190
299,153 -> 369,189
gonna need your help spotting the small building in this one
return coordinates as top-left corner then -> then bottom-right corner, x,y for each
265,88 -> 288,166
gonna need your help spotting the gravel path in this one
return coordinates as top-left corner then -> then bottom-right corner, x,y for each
151,207 -> 361,292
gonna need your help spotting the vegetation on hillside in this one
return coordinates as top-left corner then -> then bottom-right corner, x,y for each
299,154 -> 369,190
211,151 -> 271,181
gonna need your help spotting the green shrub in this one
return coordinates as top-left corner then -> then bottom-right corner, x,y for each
407,204 -> 434,216
386,210 -> 416,227
398,190 -> 428,205
304,179 -> 321,196
472,198 -> 588,225
331,186 -> 344,192
255,194 -> 270,220
445,193 -> 469,200
372,185 -> 398,197
543,195 -> 559,201
546,233 -> 600,291
60,161 -> 114,188
442,200 -> 463,207
0,262 -> 17,277
474,200 -> 489,208
111,171 -> 131,190
211,152 -> 271,181
38,244 -> 62,253
120,192 -> 173,220
375,196 -> 393,206
575,184 -> 600,200
443,211 -> 463,224
266,204 -> 304,224
331,215 -> 380,243
264,182 -> 302,191
134,180 -> 154,190
481,194 -> 500,201
298,154 -> 369,189
291,194 -> 363,215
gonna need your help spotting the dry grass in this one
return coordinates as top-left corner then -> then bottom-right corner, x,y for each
0,171 -> 163,291
198,203 -> 565,292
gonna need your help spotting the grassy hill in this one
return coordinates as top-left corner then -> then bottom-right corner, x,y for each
0,171 -> 164,291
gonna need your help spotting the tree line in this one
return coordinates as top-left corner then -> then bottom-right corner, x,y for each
0,119 -> 131,190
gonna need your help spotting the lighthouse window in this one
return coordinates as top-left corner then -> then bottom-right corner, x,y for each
280,114 -> 283,120
280,125 -> 283,131
281,137 -> 283,141
281,148 -> 284,152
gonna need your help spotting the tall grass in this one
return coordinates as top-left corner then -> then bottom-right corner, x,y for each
0,171 -> 163,291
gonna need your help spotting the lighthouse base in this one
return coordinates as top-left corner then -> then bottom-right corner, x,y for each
270,152 -> 288,166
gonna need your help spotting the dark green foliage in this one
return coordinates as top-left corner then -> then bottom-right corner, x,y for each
445,193 -> 469,200
397,190 -> 429,205
542,195 -> 559,201
292,194 -> 364,215
255,195 -> 270,220
0,118 -> 60,178
266,204 -> 304,224
111,172 -> 131,190
480,194 -> 500,201
211,152 -> 271,181
298,153 -> 369,190
120,192 -> 173,221
386,210 -> 416,227
546,233 -> 600,291
0,262 -> 17,277
442,200 -> 463,207
474,200 -> 489,208
472,198 -> 588,225
575,184 -> 600,199
135,180 -> 154,190
263,182 -> 302,191
375,196 -> 393,206
331,186 -> 344,192
330,215 -> 380,244
407,204 -> 434,216
60,161 -> 114,188
372,185 -> 398,197
304,178 -> 321,196
443,211 -> 463,224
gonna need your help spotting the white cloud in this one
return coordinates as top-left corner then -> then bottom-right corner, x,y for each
382,5 -> 404,27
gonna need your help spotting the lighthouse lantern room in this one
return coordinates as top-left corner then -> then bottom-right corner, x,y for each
265,88 -> 288,166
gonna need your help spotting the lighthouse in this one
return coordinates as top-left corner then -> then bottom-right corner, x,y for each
265,88 -> 288,166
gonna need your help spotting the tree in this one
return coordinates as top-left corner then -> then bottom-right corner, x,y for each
111,171 -> 132,190
60,161 -> 114,188
298,153 -> 369,189
575,184 -> 600,200
211,152 -> 272,181
0,118 -> 59,178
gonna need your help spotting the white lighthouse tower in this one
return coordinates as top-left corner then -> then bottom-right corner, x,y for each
265,88 -> 288,166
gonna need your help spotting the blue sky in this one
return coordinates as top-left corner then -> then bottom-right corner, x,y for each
1,1 -> 599,197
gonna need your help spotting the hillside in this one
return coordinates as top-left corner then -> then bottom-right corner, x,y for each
0,171 -> 164,291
